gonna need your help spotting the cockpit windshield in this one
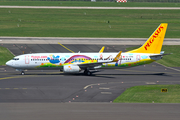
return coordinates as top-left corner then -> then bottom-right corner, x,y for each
12,58 -> 19,61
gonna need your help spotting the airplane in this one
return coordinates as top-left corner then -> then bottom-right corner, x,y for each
6,23 -> 168,75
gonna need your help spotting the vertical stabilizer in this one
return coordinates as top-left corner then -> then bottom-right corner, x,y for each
127,23 -> 168,54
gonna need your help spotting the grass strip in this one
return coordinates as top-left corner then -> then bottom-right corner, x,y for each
0,46 -> 14,65
113,84 -> 180,103
126,45 -> 180,67
0,8 -> 180,38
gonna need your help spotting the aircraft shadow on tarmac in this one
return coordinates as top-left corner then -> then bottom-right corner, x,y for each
11,72 -> 171,78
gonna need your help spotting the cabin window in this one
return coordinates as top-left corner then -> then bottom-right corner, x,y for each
12,58 -> 19,61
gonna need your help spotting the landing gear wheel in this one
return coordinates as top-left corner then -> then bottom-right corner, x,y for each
84,70 -> 92,76
87,71 -> 92,76
21,71 -> 25,75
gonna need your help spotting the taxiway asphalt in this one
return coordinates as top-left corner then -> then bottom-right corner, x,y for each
0,62 -> 180,103
0,103 -> 180,120
1,44 -> 134,56
0,44 -> 180,102
0,44 -> 180,120
1,37 -> 180,45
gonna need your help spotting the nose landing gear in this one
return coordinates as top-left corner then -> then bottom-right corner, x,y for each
21,71 -> 25,75
16,69 -> 25,75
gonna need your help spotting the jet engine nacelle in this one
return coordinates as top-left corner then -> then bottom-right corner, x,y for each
63,65 -> 80,73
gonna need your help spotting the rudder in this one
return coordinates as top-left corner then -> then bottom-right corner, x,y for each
127,23 -> 168,54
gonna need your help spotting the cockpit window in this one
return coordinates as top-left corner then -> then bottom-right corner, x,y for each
12,58 -> 19,60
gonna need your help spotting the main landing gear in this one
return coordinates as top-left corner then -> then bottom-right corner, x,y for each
21,71 -> 25,75
84,69 -> 92,76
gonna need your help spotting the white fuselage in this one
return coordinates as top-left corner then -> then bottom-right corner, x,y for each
6,52 -> 161,71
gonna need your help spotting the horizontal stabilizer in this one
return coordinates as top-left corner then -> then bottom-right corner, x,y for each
150,53 -> 172,57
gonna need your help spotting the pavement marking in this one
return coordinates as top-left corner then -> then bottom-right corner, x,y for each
101,92 -> 112,94
146,82 -> 156,84
58,42 -> 74,53
0,76 -> 24,80
0,75 -> 36,81
99,87 -> 110,90
84,83 -> 106,89
14,88 -> 19,90
0,88 -> 27,90
6,48 -> 15,56
155,62 -> 180,72
45,72 -> 64,75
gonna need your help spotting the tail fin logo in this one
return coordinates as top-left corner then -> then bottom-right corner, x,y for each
144,25 -> 164,50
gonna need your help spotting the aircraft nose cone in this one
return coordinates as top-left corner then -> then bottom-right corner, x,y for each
6,61 -> 11,66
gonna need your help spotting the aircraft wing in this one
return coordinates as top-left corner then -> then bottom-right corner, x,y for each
77,61 -> 109,69
76,51 -> 122,69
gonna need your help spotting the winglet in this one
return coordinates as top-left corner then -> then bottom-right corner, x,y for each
99,46 -> 105,53
112,51 -> 122,62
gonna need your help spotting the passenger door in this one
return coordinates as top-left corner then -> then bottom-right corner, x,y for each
25,55 -> 30,65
